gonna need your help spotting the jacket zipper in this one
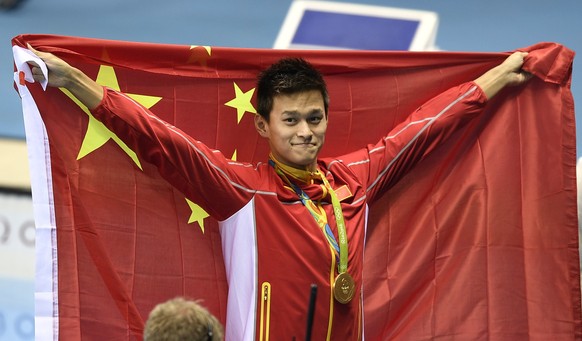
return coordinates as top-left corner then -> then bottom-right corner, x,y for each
259,282 -> 271,341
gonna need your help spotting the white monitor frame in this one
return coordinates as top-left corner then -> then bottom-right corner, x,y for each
274,0 -> 439,51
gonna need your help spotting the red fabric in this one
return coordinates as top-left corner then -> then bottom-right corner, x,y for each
12,34 -> 580,340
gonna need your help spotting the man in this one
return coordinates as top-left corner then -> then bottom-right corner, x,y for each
28,45 -> 529,340
144,297 -> 224,341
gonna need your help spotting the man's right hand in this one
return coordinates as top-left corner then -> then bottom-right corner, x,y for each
27,44 -> 104,110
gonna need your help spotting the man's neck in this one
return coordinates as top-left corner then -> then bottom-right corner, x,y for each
269,154 -> 319,184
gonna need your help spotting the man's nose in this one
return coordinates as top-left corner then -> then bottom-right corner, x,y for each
296,120 -> 313,138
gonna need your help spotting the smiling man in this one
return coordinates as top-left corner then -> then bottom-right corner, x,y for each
255,89 -> 326,170
28,47 -> 529,340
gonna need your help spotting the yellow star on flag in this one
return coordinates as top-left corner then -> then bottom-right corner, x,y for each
224,82 -> 256,123
186,198 -> 210,233
188,45 -> 212,67
231,150 -> 237,161
61,65 -> 163,169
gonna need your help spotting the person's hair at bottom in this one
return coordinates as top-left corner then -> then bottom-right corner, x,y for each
144,297 -> 224,341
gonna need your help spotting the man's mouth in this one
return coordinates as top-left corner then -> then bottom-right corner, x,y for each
291,140 -> 316,145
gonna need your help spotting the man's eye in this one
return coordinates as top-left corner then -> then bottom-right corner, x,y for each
284,118 -> 296,124
309,117 -> 322,124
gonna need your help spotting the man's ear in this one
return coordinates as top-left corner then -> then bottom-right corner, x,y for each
254,115 -> 269,138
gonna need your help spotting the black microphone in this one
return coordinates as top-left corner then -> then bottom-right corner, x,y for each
305,284 -> 318,341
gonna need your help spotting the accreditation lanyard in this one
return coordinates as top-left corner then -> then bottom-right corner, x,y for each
269,159 -> 349,274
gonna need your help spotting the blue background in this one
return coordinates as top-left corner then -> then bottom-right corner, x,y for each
0,279 -> 34,340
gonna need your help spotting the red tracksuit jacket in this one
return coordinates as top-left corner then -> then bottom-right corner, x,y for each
91,81 -> 486,340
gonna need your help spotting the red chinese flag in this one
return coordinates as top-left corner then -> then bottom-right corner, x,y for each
12,34 -> 580,340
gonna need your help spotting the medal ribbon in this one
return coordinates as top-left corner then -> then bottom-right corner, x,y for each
269,156 -> 349,274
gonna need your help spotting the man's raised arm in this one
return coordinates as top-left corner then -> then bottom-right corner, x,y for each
474,51 -> 531,99
27,44 -> 103,110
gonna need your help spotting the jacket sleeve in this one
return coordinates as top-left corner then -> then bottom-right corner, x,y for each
90,87 -> 258,220
343,81 -> 488,203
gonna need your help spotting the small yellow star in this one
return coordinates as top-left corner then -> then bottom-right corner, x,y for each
186,198 -> 210,233
224,82 -> 257,123
188,45 -> 211,67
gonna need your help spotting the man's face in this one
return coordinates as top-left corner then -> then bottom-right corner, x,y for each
255,90 -> 327,171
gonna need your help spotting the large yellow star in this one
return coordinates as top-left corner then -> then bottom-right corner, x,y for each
224,82 -> 256,123
61,65 -> 162,169
186,198 -> 210,233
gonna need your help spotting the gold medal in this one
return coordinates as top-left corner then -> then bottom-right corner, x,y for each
333,272 -> 355,304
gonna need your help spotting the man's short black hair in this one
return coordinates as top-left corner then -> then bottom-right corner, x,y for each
256,57 -> 329,120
